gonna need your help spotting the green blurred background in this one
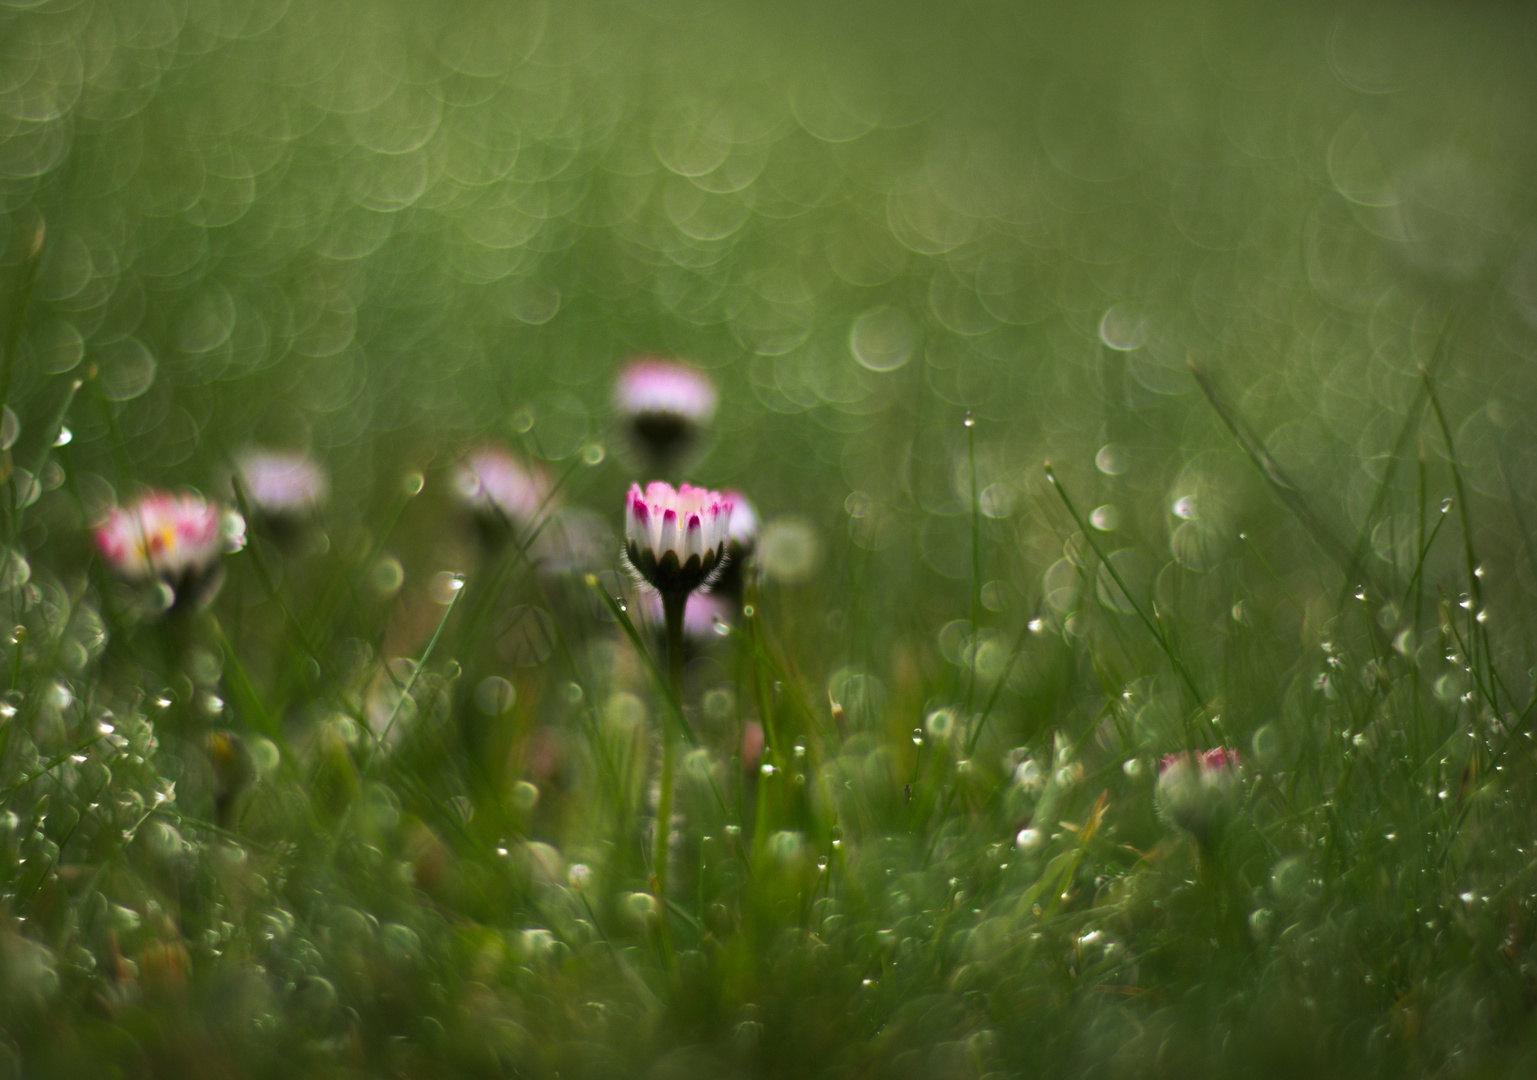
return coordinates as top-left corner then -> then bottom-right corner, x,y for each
6,0 -> 1536,609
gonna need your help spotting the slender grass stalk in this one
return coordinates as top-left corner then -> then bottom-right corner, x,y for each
964,410 -> 981,715
1046,463 -> 1209,736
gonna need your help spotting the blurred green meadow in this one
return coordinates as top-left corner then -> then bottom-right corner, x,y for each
3,0 -> 1537,1074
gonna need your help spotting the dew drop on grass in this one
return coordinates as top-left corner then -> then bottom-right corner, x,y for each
0,407 -> 17,451
402,472 -> 425,496
1089,504 -> 1119,531
53,426 -> 71,447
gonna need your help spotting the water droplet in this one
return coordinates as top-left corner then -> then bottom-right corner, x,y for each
402,472 -> 425,496
724,824 -> 741,836
1089,505 -> 1119,531
1015,827 -> 1043,851
1474,564 -> 1485,578
911,727 -> 924,746
0,407 -> 17,451
429,570 -> 465,604
962,410 -> 975,428
1172,496 -> 1197,520
712,618 -> 730,637
1440,497 -> 1454,514
1095,444 -> 1128,476
816,856 -> 828,871
742,604 -> 755,618
760,764 -> 777,777
52,426 -> 71,447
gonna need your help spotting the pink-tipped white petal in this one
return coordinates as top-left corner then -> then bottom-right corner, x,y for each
658,509 -> 680,558
683,513 -> 704,564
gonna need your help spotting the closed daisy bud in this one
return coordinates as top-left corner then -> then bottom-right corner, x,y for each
453,445 -> 554,531
1155,748 -> 1242,841
233,449 -> 328,517
615,357 -> 716,468
624,482 -> 733,598
95,491 -> 236,609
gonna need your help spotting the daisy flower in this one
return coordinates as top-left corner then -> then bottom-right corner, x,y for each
615,357 -> 717,466
453,445 -> 553,529
1155,747 -> 1242,840
234,449 -> 328,516
623,481 -> 733,598
95,491 -> 226,584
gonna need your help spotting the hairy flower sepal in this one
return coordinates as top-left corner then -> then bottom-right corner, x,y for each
624,482 -> 733,597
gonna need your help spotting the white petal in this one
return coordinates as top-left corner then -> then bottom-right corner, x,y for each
658,510 -> 680,558
683,514 -> 704,563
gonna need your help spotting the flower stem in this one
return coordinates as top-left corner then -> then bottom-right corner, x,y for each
654,589 -> 686,956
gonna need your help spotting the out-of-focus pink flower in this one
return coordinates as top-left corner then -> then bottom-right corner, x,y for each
95,491 -> 229,584
615,358 -> 716,464
724,490 -> 759,553
624,482 -> 733,597
234,449 -> 328,515
616,358 -> 716,424
1156,747 -> 1242,839
741,721 -> 765,771
453,445 -> 553,528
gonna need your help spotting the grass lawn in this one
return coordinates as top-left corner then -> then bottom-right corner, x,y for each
2,0 -> 1537,1075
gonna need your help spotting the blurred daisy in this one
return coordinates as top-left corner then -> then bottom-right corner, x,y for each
95,491 -> 239,609
712,489 -> 759,600
1155,748 -> 1242,840
234,449 -> 328,516
615,357 -> 717,467
624,481 -> 733,598
453,445 -> 553,530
